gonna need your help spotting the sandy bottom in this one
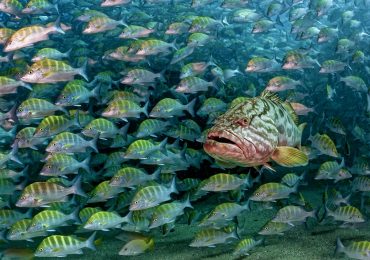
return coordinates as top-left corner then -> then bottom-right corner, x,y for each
2,187 -> 369,260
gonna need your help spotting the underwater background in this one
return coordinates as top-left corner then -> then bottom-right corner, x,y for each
0,0 -> 370,259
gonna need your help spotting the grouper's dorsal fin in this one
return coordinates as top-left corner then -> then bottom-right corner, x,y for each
282,102 -> 299,125
260,90 -> 283,104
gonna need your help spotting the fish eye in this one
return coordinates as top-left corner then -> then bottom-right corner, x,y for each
39,248 -> 43,252
62,96 -> 66,99
134,201 -> 138,204
153,218 -> 157,222
53,143 -> 56,146
47,165 -> 52,169
28,70 -> 32,74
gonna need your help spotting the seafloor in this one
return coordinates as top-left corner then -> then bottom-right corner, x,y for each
3,183 -> 368,260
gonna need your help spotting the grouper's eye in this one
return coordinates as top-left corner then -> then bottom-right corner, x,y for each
234,118 -> 250,127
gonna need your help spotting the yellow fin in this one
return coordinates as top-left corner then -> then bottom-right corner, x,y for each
148,238 -> 155,251
271,146 -> 308,167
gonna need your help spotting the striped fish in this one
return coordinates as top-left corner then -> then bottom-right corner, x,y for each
335,238 -> 370,260
0,28 -> 15,45
204,91 -> 308,169
233,238 -> 264,257
33,114 -> 80,138
7,219 -> 47,241
34,232 -> 96,257
200,173 -> 249,192
45,132 -> 98,153
15,176 -> 86,207
82,118 -> 128,139
189,228 -> 238,247
199,202 -> 249,227
149,197 -> 192,228
40,154 -> 90,177
250,182 -> 298,202
28,209 -> 79,232
4,19 -> 64,52
20,59 -> 88,83
272,205 -> 315,225
0,209 -> 31,229
83,211 -> 127,231
129,178 -> 178,211
0,76 -> 31,96
22,0 -> 58,14
87,180 -> 124,203
16,98 -> 67,121
109,167 -> 160,188
326,205 -> 365,223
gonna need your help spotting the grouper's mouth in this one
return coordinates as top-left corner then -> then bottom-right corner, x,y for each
204,130 -> 249,165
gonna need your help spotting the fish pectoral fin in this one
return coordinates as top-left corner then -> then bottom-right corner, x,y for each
52,247 -> 62,253
262,163 -> 275,172
271,146 -> 308,167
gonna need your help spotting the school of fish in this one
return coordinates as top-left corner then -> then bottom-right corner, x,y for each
0,0 -> 370,259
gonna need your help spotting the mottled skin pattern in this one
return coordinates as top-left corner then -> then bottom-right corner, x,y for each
204,93 -> 301,167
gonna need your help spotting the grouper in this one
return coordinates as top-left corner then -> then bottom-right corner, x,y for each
204,91 -> 308,169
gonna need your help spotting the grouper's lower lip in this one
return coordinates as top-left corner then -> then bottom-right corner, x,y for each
203,130 -> 246,162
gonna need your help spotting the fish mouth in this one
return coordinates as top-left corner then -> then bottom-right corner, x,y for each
204,130 -> 249,165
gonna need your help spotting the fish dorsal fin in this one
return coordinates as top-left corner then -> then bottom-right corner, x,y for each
260,90 -> 283,105
283,102 -> 299,125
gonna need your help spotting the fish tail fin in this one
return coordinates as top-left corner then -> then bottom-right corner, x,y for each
7,103 -> 18,123
53,17 -> 65,34
78,61 -> 89,81
186,98 -> 196,117
25,208 -> 33,218
151,168 -> 161,180
69,207 -> 81,224
334,238 -> 344,256
70,175 -> 87,197
10,140 -> 22,165
72,110 -> 81,128
118,123 -> 130,140
64,48 -> 72,58
142,101 -> 149,117
183,194 -> 193,209
85,231 -> 97,251
89,133 -> 99,153
159,137 -> 168,154
54,3 -> 59,15
80,155 -> 91,174
169,177 -> 178,194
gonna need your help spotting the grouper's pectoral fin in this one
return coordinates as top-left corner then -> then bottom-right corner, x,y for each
271,146 -> 308,167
